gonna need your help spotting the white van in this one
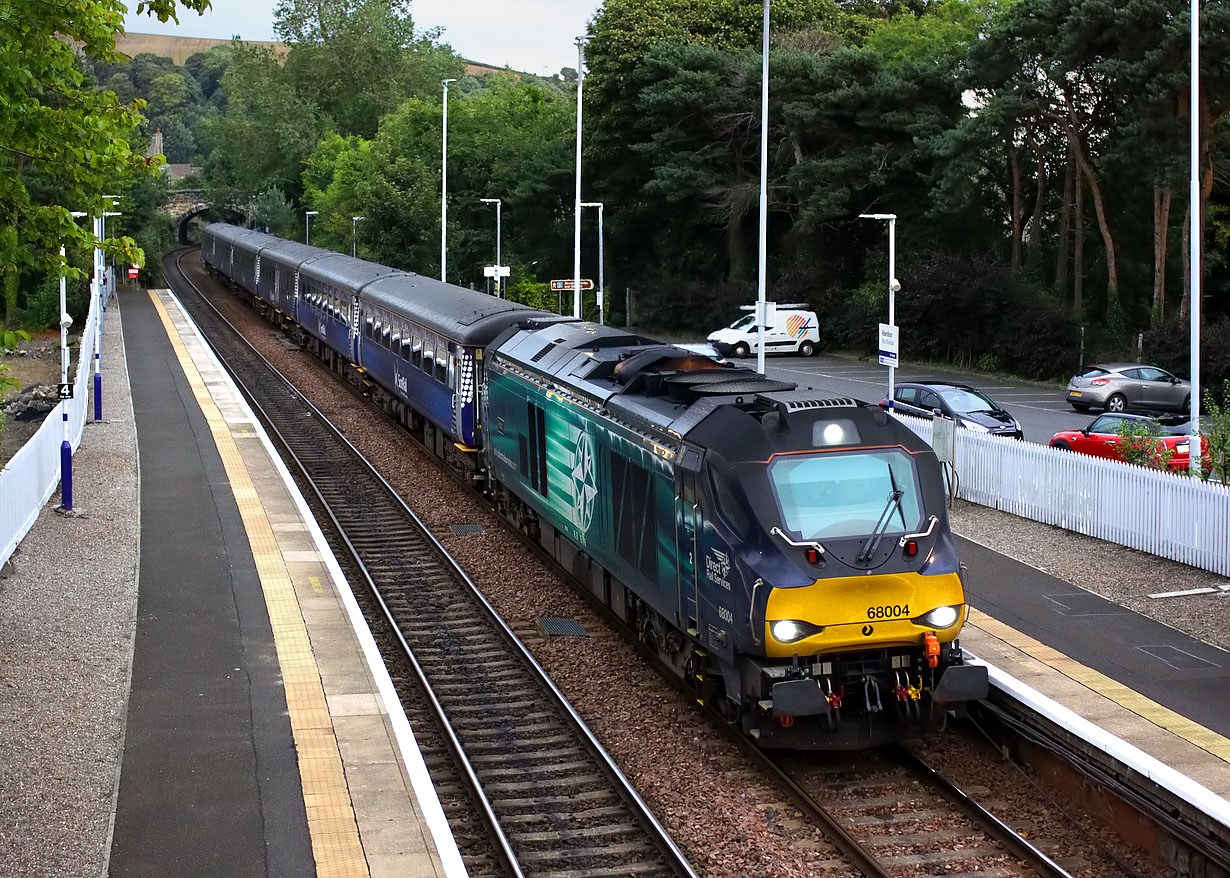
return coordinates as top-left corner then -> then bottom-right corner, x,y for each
707,303 -> 820,358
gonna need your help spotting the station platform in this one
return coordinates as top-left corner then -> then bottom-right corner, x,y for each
107,287 -> 464,877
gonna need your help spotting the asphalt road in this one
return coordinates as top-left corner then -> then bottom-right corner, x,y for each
755,354 -> 1089,445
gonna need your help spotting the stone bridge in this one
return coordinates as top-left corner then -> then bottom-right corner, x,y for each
162,189 -> 242,244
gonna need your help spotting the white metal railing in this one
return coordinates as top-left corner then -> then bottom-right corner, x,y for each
0,295 -> 100,570
894,412 -> 1230,578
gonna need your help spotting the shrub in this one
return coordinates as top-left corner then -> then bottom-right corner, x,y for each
1112,419 -> 1174,471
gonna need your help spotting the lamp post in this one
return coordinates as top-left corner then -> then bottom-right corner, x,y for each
352,216 -> 365,258
755,0 -> 771,375
480,197 -> 502,296
305,210 -> 318,246
101,195 -> 118,301
61,211 -> 88,511
573,36 -> 591,319
94,207 -> 120,422
859,213 -> 899,409
582,201 -> 604,325
1189,0 -> 1202,475
441,78 -> 457,283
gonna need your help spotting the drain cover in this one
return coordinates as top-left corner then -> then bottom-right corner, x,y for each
448,523 -> 486,537
535,617 -> 589,639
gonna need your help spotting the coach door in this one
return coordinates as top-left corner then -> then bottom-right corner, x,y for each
675,446 -> 703,635
349,296 -> 361,362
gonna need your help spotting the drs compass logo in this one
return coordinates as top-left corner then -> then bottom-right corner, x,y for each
571,430 -> 597,532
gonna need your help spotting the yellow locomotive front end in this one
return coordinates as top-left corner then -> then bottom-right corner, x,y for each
688,399 -> 987,748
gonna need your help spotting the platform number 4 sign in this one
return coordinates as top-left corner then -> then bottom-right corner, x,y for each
57,383 -> 73,400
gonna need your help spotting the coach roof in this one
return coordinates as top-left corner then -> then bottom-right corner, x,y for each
361,273 -> 556,345
298,253 -> 405,292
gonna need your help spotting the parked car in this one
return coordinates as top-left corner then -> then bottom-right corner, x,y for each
878,381 -> 1024,439
1065,363 -> 1191,414
707,304 -> 819,358
1049,412 -> 1208,471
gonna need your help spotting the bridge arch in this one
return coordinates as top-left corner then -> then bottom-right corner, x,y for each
177,204 -> 243,244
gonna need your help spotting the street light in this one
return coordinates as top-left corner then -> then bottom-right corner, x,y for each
573,36 -> 591,319
859,213 -> 900,409
755,0 -> 770,375
581,202 -> 604,325
480,197 -> 502,296
95,207 -> 121,422
352,216 -> 365,258
60,210 -> 88,512
1189,0 -> 1201,475
305,210 -> 318,246
441,78 -> 457,283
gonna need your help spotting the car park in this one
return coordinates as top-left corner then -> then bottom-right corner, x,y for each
1065,363 -> 1191,414
707,304 -> 819,358
1049,412 -> 1208,471
878,381 -> 1024,439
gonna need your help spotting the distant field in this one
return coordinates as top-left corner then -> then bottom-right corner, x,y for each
116,31 -> 514,76
116,32 -> 287,64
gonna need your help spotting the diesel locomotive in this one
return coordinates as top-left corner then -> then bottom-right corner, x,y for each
202,223 -> 988,749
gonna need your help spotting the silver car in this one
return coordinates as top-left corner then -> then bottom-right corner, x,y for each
1066,363 -> 1191,414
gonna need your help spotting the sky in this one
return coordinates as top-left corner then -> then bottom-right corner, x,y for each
122,0 -> 604,77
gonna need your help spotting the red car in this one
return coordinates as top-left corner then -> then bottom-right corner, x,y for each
1050,413 -> 1209,471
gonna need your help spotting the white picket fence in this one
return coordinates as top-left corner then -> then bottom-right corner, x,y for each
895,412 -> 1230,578
0,295 -> 100,571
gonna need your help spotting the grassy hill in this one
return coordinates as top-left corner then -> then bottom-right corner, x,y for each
116,32 -> 515,76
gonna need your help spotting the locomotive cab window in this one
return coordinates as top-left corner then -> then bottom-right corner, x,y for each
768,449 -> 923,540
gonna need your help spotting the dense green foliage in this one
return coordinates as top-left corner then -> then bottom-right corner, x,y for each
3,0 -> 1229,390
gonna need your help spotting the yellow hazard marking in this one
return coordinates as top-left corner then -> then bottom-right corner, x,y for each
149,290 -> 369,877
969,608 -> 1230,763
310,575 -> 325,595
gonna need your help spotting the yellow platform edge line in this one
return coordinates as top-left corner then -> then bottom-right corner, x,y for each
149,290 -> 370,877
968,607 -> 1230,763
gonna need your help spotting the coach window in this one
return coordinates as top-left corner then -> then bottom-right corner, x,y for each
412,337 -> 422,368
401,338 -> 412,361
382,324 -> 392,348
447,352 -> 456,389
435,346 -> 447,383
364,317 -> 374,339
391,329 -> 401,350
424,346 -> 434,375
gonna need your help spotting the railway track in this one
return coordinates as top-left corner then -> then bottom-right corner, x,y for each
164,251 -> 697,878
166,247 -> 1219,878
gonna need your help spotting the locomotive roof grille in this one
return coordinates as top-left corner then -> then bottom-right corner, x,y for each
769,396 -> 860,411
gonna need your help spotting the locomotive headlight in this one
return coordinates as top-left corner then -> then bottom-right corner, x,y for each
914,605 -> 961,629
771,620 -> 824,643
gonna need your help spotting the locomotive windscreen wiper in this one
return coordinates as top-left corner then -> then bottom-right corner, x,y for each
857,464 -> 904,563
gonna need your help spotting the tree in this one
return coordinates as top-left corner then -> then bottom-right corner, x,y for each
274,0 -> 462,139
0,0 -> 210,324
203,43 -> 324,207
